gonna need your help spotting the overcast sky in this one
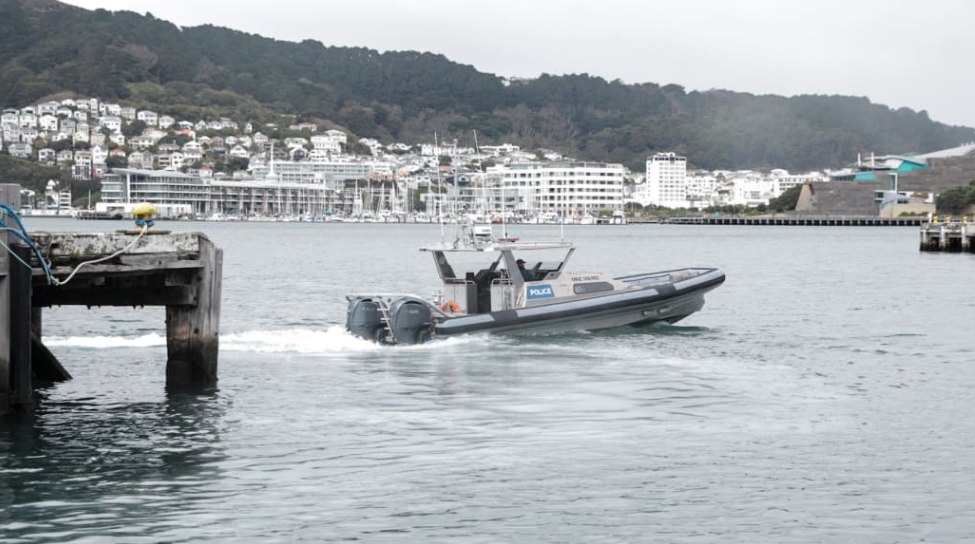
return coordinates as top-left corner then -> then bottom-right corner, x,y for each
60,0 -> 975,129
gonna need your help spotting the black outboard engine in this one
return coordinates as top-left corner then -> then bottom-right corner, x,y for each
347,297 -> 386,341
388,297 -> 434,345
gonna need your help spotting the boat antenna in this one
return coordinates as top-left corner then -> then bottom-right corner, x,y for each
435,130 -> 445,243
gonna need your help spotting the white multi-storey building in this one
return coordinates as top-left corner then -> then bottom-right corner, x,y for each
494,161 -> 625,216
644,152 -> 688,208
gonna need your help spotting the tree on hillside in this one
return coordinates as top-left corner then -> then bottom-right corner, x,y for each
768,185 -> 803,212
936,181 -> 975,213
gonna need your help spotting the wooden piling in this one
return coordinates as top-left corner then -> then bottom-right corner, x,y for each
165,236 -> 223,387
1,230 -> 11,415
9,244 -> 32,409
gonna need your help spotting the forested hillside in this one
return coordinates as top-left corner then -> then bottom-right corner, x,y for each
2,0 -> 973,171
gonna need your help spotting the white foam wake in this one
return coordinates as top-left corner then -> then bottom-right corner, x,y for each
44,326 -> 488,354
44,333 -> 167,349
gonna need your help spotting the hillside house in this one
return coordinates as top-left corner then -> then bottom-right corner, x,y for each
137,110 -> 158,126
74,150 -> 92,165
127,150 -> 154,169
37,101 -> 59,115
159,115 -> 175,129
8,142 -> 32,158
120,107 -> 136,121
91,145 -> 108,165
37,148 -> 56,165
99,116 -> 122,132
324,129 -> 347,144
39,114 -> 58,132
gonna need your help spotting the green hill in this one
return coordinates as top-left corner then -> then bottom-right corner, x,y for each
2,0 -> 973,172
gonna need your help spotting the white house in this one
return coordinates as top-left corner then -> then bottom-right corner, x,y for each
323,129 -> 347,144
137,110 -> 158,126
120,107 -> 137,121
99,115 -> 123,133
37,101 -> 60,115
229,145 -> 249,158
74,149 -> 92,165
109,131 -> 126,146
127,150 -> 154,169
129,136 -> 155,149
182,141 -> 204,161
91,145 -> 109,165
72,131 -> 90,145
18,112 -> 37,128
311,134 -> 342,154
8,142 -> 32,158
37,148 -> 56,165
104,103 -> 122,116
56,150 -> 74,164
168,151 -> 185,171
39,114 -> 59,132
158,115 -> 175,129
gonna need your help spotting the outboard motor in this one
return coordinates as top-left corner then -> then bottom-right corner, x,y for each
388,297 -> 434,345
347,297 -> 386,341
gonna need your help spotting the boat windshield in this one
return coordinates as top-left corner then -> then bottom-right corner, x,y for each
513,248 -> 573,280
434,251 -> 506,281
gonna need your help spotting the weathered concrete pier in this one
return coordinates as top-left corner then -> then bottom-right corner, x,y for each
661,215 -> 924,226
919,217 -> 975,252
2,186 -> 223,414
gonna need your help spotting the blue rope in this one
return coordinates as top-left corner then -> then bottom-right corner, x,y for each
0,204 -> 55,284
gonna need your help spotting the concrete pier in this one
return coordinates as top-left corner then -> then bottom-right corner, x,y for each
919,217 -> 975,252
2,193 -> 223,414
661,215 -> 924,227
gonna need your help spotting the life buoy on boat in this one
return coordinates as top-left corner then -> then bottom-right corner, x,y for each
441,301 -> 461,314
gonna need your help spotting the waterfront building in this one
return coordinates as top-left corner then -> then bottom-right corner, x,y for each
493,161 -> 625,217
101,168 -> 342,218
643,152 -> 688,208
250,159 -> 375,185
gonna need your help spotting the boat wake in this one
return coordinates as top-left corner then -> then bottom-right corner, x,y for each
43,326 -> 488,354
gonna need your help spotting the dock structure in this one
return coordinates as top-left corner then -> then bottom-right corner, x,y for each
919,217 -> 975,252
2,186 -> 223,414
661,215 -> 925,227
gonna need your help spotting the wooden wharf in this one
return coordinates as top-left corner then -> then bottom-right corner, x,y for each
919,217 -> 975,252
2,185 -> 223,414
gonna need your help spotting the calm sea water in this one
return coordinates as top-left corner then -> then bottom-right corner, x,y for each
2,218 -> 974,543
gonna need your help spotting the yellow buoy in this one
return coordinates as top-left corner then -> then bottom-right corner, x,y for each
133,202 -> 157,230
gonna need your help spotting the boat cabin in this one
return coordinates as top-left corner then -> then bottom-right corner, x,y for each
421,231 -> 575,315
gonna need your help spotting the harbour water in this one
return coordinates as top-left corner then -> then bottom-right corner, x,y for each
2,219 -> 974,543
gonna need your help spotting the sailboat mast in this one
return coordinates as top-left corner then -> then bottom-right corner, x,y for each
435,131 -> 444,242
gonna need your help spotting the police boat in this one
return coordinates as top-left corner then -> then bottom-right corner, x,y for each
346,224 -> 725,345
